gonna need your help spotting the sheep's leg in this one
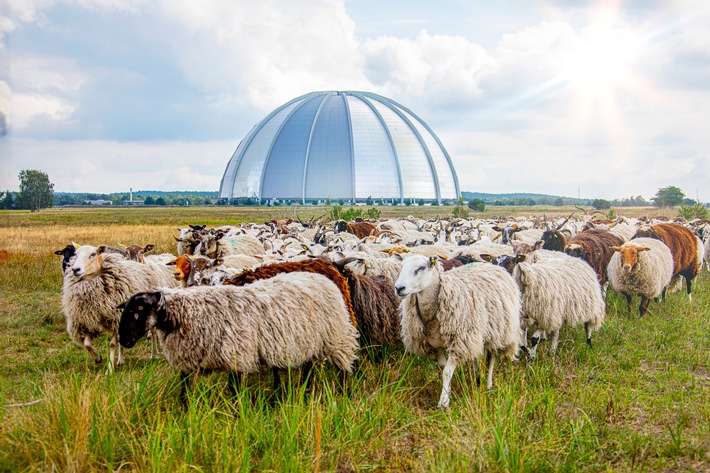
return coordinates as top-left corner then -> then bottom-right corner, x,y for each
639,297 -> 650,316
624,294 -> 633,310
584,322 -> 593,348
301,361 -> 314,391
272,367 -> 282,392
438,353 -> 458,409
83,336 -> 102,364
685,276 -> 693,302
528,330 -> 545,361
107,335 -> 121,373
150,328 -> 159,360
227,371 -> 242,398
179,372 -> 190,405
437,349 -> 447,368
549,330 -> 560,354
486,352 -> 496,390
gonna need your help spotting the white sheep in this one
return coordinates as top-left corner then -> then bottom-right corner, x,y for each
117,272 -> 360,398
62,245 -> 179,370
512,255 -> 605,360
395,255 -> 522,408
607,237 -> 674,316
197,233 -> 264,259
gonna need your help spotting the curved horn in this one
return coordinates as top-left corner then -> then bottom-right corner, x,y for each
555,212 -> 575,231
331,256 -> 362,270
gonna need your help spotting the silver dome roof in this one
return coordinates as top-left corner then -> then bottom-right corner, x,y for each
219,91 -> 460,203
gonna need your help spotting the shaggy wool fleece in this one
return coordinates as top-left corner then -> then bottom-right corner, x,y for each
155,272 -> 359,375
607,237 -> 673,299
399,263 -> 521,363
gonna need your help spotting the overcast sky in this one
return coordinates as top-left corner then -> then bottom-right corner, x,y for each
1,0 -> 709,200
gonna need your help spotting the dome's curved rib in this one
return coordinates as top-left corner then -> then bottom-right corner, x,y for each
340,92 -> 357,203
350,91 -> 404,203
301,92 -> 331,204
362,92 -> 442,203
220,93 -> 306,199
378,96 -> 460,199
259,93 -> 324,199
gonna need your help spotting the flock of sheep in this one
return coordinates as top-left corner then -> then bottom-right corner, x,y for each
55,213 -> 710,408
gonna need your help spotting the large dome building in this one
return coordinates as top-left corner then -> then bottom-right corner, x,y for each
218,91 -> 460,204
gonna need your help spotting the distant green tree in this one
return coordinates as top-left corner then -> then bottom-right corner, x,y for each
452,197 -> 469,218
155,197 -> 166,205
555,197 -> 564,206
0,190 -> 16,209
592,199 -> 611,210
467,198 -> 486,212
652,186 -> 684,208
365,196 -> 373,205
677,203 -> 709,220
17,169 -> 54,211
144,196 -> 155,205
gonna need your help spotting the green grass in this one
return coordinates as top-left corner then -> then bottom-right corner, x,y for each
0,207 -> 708,471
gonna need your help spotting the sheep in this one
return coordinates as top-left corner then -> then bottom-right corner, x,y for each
117,272 -> 360,399
540,213 -> 574,251
395,254 -> 522,408
197,232 -> 264,259
633,223 -> 702,301
564,228 -> 625,286
330,258 -> 402,356
224,258 -> 358,328
54,242 -> 78,273
62,245 -> 179,370
607,237 -> 674,316
511,255 -> 606,360
344,256 -> 403,283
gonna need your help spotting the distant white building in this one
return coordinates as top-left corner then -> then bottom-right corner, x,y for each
83,199 -> 112,205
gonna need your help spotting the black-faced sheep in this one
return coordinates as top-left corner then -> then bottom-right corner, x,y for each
62,245 -> 179,370
118,273 -> 360,399
607,237 -> 674,316
564,228 -> 625,286
395,255 -> 522,408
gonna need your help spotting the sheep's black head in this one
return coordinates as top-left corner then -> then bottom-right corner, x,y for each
118,292 -> 163,348
54,243 -> 78,273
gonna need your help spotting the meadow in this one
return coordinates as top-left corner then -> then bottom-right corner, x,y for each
0,206 -> 707,472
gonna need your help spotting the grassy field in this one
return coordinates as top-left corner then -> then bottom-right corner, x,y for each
0,207 -> 707,472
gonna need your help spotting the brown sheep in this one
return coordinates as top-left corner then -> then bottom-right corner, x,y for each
633,223 -> 702,300
224,258 -> 357,328
565,229 -> 625,286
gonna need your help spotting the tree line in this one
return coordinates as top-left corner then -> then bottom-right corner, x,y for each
1,170 -> 707,214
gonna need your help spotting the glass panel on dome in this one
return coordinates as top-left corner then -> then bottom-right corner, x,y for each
226,100 -> 301,198
261,95 -> 325,199
304,93 -> 353,200
370,100 -> 436,200
347,96 -> 401,200
398,107 -> 458,200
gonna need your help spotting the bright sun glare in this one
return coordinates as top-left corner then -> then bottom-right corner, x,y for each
564,29 -> 638,95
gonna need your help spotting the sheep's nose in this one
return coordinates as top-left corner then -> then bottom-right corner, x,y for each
622,265 -> 632,274
72,267 -> 82,276
395,285 -> 406,296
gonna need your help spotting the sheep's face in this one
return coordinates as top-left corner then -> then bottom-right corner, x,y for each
70,245 -> 102,279
118,292 -> 163,348
54,243 -> 78,273
124,244 -> 154,263
166,255 -> 192,284
613,245 -> 650,274
564,243 -> 586,260
394,255 -> 437,297
199,233 -> 223,259
480,254 -> 525,275
187,257 -> 214,287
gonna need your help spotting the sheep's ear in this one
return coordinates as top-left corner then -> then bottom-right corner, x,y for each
302,244 -> 309,251
72,241 -> 80,248
214,258 -> 224,266
54,249 -> 65,255
479,254 -> 494,263
532,240 -> 544,251
492,226 -> 502,231
637,247 -> 651,252
117,301 -> 126,310
429,256 -> 439,267
611,246 -> 623,252
515,254 -> 527,264
144,244 -> 155,253
166,258 -> 178,266
97,245 -> 108,254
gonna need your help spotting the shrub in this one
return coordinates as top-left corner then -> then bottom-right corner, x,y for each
677,203 -> 709,220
